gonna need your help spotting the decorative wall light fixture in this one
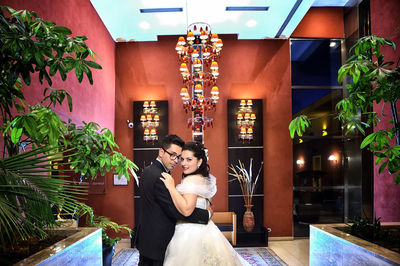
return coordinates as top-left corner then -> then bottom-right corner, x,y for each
328,154 -> 338,163
322,123 -> 328,136
140,100 -> 159,144
296,159 -> 305,167
237,99 -> 256,142
176,22 -> 222,142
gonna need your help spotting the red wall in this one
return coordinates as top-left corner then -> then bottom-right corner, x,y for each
292,7 -> 344,38
1,0 -> 118,221
371,0 -> 400,222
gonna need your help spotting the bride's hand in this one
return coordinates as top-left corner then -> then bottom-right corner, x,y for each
160,172 -> 175,190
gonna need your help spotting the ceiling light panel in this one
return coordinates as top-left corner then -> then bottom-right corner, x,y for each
90,0 -> 350,42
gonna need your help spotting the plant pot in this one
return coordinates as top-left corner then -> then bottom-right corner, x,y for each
243,204 -> 255,232
310,223 -> 400,265
103,243 -> 115,266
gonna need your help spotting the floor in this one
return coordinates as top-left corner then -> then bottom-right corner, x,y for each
269,238 -> 309,266
115,238 -> 309,265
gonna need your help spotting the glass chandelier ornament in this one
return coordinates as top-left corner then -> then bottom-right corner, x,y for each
237,99 -> 256,142
176,22 -> 223,142
140,100 -> 159,144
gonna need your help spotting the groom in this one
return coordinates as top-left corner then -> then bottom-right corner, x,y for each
136,134 -> 211,266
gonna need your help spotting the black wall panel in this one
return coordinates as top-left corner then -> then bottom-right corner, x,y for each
227,99 -> 265,246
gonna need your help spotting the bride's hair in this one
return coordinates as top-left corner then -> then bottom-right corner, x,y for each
182,141 -> 210,178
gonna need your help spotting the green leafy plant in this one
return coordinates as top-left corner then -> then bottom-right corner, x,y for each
289,35 -> 400,184
65,120 -> 138,180
0,5 -> 137,251
75,203 -> 132,248
348,216 -> 387,242
0,6 -> 101,150
288,115 -> 311,138
339,215 -> 399,253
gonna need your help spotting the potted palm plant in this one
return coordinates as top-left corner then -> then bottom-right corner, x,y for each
0,5 -> 137,264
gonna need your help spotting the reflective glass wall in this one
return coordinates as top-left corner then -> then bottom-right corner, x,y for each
291,39 -> 365,237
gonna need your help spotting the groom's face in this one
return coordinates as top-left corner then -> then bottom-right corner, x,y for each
159,144 -> 183,171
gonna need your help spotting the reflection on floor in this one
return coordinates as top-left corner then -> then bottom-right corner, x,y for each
115,238 -> 310,266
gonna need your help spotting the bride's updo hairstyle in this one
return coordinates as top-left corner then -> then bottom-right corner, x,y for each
182,141 -> 210,178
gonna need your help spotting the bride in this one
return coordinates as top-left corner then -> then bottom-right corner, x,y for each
160,142 -> 249,266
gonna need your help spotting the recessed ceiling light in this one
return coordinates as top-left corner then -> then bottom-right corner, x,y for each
330,41 -> 337,47
139,8 -> 183,13
245,19 -> 257,28
139,21 -> 151,30
226,6 -> 269,11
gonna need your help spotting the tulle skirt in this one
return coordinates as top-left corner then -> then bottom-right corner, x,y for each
164,220 -> 248,266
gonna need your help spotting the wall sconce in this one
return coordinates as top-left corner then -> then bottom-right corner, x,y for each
296,159 -> 304,167
140,100 -> 159,144
328,154 -> 337,163
322,129 -> 328,136
237,99 -> 256,142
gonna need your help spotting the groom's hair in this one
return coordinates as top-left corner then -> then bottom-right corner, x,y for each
161,134 -> 185,150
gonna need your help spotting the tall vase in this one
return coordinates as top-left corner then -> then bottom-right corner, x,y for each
243,204 -> 255,232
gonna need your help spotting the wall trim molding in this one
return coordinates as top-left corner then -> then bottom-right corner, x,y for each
269,236 -> 294,241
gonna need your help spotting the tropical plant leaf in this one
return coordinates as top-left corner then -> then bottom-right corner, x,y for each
289,115 -> 310,138
84,60 -> 102,69
52,26 -> 72,35
378,160 -> 388,173
0,146 -> 87,246
360,133 -> 376,149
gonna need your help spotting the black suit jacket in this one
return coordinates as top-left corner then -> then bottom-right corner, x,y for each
136,160 -> 209,261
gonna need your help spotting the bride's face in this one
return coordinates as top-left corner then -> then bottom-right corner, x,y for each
181,150 -> 202,175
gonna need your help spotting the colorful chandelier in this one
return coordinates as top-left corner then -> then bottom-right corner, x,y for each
140,100 -> 159,144
237,99 -> 256,142
176,22 -> 223,139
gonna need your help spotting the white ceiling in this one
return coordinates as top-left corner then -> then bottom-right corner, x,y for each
90,0 -> 358,42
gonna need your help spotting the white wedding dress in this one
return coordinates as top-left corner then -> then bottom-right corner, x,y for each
164,175 -> 249,266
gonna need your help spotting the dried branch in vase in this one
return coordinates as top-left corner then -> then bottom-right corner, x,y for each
228,158 -> 263,206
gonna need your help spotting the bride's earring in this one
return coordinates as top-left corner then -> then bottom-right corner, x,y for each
197,165 -> 200,169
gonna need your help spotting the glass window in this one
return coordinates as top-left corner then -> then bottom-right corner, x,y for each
291,39 -> 365,237
292,89 -> 343,137
291,40 -> 342,86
